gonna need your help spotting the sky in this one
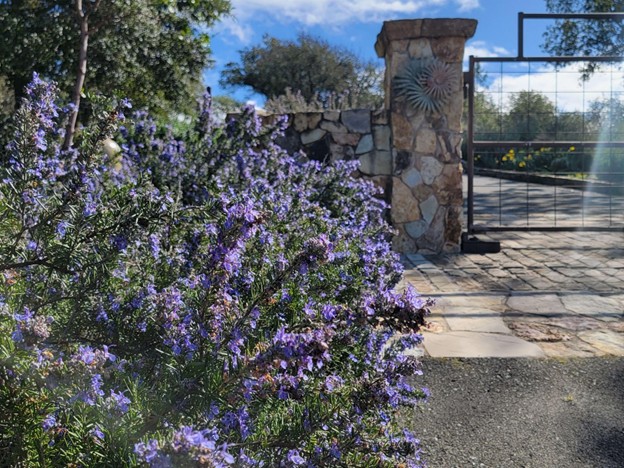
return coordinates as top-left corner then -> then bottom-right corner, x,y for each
205,0 -> 622,111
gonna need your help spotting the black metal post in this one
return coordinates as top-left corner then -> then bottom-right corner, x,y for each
467,55 -> 475,234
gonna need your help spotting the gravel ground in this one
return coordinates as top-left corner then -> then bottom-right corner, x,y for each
403,357 -> 624,468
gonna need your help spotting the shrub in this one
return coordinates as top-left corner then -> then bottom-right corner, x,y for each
0,75 -> 430,466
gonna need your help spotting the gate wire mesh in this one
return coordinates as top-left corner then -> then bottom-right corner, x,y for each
467,58 -> 624,232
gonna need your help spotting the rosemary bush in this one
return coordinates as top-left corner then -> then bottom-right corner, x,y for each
0,75 -> 430,467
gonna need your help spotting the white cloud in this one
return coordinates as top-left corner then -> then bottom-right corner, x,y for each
455,0 -> 479,12
227,0 -> 479,29
465,40 -> 511,60
478,63 -> 624,112
214,17 -> 255,44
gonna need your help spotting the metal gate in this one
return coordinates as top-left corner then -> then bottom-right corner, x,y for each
465,12 -> 624,235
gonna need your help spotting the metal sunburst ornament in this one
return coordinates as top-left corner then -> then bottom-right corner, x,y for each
393,58 -> 458,113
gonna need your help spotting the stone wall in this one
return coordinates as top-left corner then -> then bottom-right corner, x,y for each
262,109 -> 393,198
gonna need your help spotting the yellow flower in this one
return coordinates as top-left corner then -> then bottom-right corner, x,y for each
569,146 -> 575,152
502,155 -> 508,161
519,161 -> 526,168
527,154 -> 532,160
509,148 -> 515,154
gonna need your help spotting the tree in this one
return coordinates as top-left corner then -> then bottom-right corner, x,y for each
542,0 -> 624,75
0,0 -> 231,117
504,91 -> 557,141
220,33 -> 383,108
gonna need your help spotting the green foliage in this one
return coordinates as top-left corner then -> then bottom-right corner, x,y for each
221,33 -> 384,109
504,91 -> 558,141
542,0 -> 624,76
0,0 -> 231,116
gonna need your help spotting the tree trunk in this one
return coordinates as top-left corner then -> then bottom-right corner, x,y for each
63,0 -> 89,150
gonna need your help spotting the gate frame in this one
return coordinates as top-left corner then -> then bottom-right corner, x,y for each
466,12 -> 624,235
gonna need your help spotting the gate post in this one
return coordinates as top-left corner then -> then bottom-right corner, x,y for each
375,19 -> 477,253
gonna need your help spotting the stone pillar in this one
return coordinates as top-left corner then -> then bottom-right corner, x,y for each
375,19 -> 477,253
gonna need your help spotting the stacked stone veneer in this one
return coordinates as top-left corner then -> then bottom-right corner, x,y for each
267,110 -> 390,165
262,109 -> 393,199
376,19 -> 476,253
256,18 -> 476,253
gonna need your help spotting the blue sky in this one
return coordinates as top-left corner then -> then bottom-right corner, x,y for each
204,0 -> 589,107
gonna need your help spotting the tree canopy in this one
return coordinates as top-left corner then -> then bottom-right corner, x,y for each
542,0 -> 624,74
0,0 -> 231,115
220,33 -> 383,108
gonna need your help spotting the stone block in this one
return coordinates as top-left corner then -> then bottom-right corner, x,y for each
421,331 -> 545,358
391,179 -> 421,223
420,194 -> 439,224
415,128 -> 438,154
445,205 -> 463,246
419,205 -> 445,252
329,143 -> 353,163
388,52 -> 409,80
577,330 -> 624,355
332,132 -> 361,146
323,110 -> 340,122
420,156 -> 444,185
342,109 -> 372,134
392,224 -> 419,253
433,164 -> 463,203
413,183 -> 433,201
420,19 -> 477,39
390,39 -> 410,53
372,109 -> 389,125
359,150 -> 392,176
293,113 -> 308,132
431,36 -> 468,62
391,112 -> 413,150
320,120 -> 348,133
373,125 -> 391,151
408,38 -> 433,58
355,134 -> 374,154
401,167 -> 423,188
301,128 -> 327,145
307,113 -> 322,129
405,220 -> 427,239
375,20 -> 424,57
